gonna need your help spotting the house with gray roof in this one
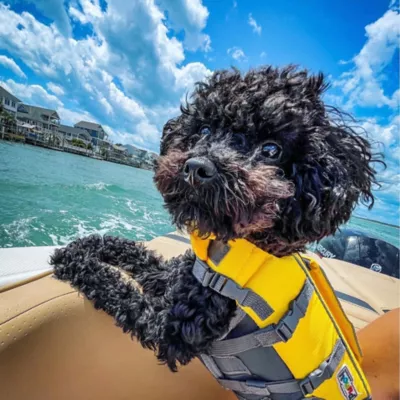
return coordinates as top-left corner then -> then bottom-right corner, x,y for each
58,124 -> 92,144
17,104 -> 60,135
74,121 -> 108,147
0,86 -> 21,117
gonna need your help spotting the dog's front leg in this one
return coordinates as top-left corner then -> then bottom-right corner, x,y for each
51,239 -> 178,352
51,240 -> 237,372
52,235 -> 173,296
95,235 -> 174,296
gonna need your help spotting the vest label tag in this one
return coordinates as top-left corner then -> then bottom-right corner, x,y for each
337,365 -> 358,400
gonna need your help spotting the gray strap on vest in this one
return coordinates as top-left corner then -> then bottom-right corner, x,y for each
216,356 -> 252,376
200,354 -> 251,378
299,338 -> 346,396
210,279 -> 314,356
218,378 -> 302,396
200,354 -> 223,379
192,258 -> 273,320
216,339 -> 346,397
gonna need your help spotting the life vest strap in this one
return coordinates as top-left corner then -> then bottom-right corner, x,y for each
217,377 -> 302,396
209,279 -> 314,356
200,354 -> 251,379
193,257 -> 274,320
214,339 -> 346,398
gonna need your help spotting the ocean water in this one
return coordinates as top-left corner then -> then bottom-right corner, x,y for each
0,142 -> 398,248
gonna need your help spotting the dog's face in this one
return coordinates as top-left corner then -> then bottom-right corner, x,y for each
154,66 -> 379,256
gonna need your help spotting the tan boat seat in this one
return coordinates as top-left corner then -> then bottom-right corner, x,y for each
0,232 -> 398,400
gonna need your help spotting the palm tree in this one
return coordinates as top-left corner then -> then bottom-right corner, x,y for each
0,104 -> 17,136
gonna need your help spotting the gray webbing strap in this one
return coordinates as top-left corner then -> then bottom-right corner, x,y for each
236,396 -> 271,400
192,258 -> 273,320
200,354 -> 251,378
218,378 -> 302,396
217,339 -> 346,397
215,356 -> 251,376
299,338 -> 346,395
199,354 -> 223,379
210,279 -> 314,356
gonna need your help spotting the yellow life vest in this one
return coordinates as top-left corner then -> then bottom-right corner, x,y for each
190,233 -> 372,400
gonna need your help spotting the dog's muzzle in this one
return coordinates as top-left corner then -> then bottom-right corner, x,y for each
183,157 -> 217,185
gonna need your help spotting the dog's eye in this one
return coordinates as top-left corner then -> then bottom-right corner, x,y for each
231,133 -> 248,151
200,126 -> 211,135
262,143 -> 281,159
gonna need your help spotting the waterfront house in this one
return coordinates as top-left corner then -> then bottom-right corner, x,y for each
58,124 -> 92,145
112,144 -> 128,156
17,104 -> 60,137
0,86 -> 21,117
125,144 -> 148,158
101,143 -> 128,163
74,121 -> 110,148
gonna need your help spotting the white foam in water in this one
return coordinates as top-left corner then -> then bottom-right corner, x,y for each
85,182 -> 110,191
100,214 -> 135,232
126,199 -> 139,214
3,217 -> 37,243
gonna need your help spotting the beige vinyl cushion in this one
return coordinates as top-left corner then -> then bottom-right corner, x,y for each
0,233 -> 235,400
0,232 -> 398,399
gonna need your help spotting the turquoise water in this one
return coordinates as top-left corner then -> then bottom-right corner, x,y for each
0,142 -> 398,248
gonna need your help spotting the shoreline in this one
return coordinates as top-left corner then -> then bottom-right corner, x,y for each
353,215 -> 399,229
0,136 -> 154,171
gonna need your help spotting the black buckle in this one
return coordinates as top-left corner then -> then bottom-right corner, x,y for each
201,268 -> 215,287
220,279 -> 249,304
204,271 -> 227,292
276,299 -> 304,342
299,378 -> 314,396
275,321 -> 293,342
299,360 -> 330,396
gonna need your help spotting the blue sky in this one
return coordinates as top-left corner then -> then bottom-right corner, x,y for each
0,0 -> 398,225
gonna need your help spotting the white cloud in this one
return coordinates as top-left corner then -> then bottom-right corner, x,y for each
248,13 -> 262,35
157,0 -> 211,51
334,10 -> 400,109
0,55 -> 26,78
327,8 -> 400,224
0,78 -> 97,127
68,0 -> 103,25
260,51 -> 267,59
0,1 -> 212,152
360,116 -> 399,148
376,158 -> 400,200
227,47 -> 247,62
108,81 -> 146,120
9,0 -> 72,36
233,0 -> 238,8
58,106 -> 97,126
103,120 -> 160,149
1,78 -> 63,109
47,82 -> 65,96
174,62 -> 212,92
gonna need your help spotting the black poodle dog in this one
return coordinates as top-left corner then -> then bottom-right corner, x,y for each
51,65 -> 381,373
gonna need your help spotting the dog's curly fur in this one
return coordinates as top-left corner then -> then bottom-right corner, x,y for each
51,65 -> 382,373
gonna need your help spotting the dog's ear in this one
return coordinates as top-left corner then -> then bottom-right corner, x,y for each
160,120 -> 173,156
281,121 -> 382,243
160,117 -> 182,156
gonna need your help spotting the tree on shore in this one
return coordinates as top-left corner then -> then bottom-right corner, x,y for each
0,105 -> 17,133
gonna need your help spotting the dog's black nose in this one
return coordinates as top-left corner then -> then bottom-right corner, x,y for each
184,158 -> 217,184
